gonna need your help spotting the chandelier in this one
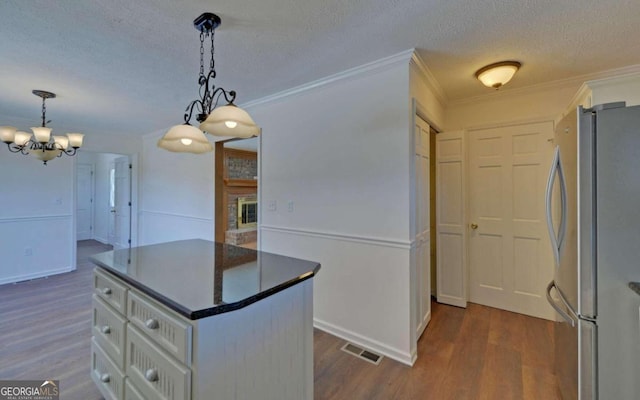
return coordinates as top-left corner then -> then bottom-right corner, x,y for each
158,12 -> 260,154
0,90 -> 84,165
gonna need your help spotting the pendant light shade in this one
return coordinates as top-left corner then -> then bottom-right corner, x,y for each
157,124 -> 213,154
475,61 -> 521,89
199,104 -> 260,138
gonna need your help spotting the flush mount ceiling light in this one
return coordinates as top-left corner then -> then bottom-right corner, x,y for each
475,61 -> 522,89
158,13 -> 260,154
0,90 -> 84,165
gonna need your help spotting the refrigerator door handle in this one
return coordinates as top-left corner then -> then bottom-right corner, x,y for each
545,146 -> 568,267
546,280 -> 575,327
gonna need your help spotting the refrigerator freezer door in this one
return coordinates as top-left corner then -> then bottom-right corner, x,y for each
578,318 -> 597,400
548,281 -> 579,399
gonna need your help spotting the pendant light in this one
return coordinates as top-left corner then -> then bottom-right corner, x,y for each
158,13 -> 259,154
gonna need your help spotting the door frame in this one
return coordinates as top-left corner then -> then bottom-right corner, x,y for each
76,162 -> 95,241
71,152 -> 139,268
410,98 -> 441,353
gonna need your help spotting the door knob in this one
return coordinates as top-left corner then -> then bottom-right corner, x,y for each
110,209 -> 116,213
470,223 -> 478,230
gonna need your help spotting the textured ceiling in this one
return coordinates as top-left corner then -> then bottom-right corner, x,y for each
1,0 -> 639,138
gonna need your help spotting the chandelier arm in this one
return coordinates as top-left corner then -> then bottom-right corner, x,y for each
6,143 -> 24,153
61,147 -> 78,157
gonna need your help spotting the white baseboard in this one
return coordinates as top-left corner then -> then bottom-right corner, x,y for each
0,266 -> 75,286
437,295 -> 467,308
92,236 -> 110,245
314,318 -> 415,366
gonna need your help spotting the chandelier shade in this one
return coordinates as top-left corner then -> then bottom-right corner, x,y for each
199,105 -> 260,138
0,90 -> 84,164
14,131 -> 32,146
158,124 -> 213,154
158,12 -> 260,154
32,149 -> 61,162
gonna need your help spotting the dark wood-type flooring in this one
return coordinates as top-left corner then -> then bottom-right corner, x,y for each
0,240 -> 560,399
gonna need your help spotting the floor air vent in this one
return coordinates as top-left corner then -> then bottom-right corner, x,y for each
340,343 -> 383,365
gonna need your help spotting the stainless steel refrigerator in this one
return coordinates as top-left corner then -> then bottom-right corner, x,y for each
545,102 -> 640,399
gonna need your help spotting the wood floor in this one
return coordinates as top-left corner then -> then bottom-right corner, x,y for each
0,240 -> 560,399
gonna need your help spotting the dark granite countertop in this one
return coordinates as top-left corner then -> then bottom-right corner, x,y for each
90,239 -> 320,320
629,282 -> 640,296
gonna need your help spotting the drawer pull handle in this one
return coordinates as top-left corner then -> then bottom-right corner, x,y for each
145,318 -> 159,330
101,325 -> 111,334
144,368 -> 159,382
100,373 -> 111,383
101,287 -> 112,296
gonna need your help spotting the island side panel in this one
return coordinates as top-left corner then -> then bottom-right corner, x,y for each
191,279 -> 314,400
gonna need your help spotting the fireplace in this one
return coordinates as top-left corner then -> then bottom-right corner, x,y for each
237,197 -> 257,229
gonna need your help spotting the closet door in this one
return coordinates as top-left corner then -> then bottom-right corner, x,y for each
467,122 -> 554,319
415,116 -> 431,338
436,131 -> 467,308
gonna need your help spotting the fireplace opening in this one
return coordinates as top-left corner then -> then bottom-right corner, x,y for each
237,197 -> 257,229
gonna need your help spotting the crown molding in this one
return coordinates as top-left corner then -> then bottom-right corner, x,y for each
585,64 -> 640,87
449,63 -> 640,107
409,52 -> 448,106
242,49 -> 415,109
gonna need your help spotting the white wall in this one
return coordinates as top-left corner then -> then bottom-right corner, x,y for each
139,131 -> 215,245
588,73 -> 640,107
445,82 -> 582,131
0,153 -> 74,284
245,53 -> 416,364
0,132 -> 142,285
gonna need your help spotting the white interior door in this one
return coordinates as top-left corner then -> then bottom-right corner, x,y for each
113,156 -> 131,250
414,116 -> 431,338
436,131 -> 467,307
468,122 -> 554,319
76,163 -> 94,240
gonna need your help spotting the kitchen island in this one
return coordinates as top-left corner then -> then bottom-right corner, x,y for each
89,239 -> 320,400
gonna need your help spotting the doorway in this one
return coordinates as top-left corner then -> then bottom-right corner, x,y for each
214,137 -> 259,249
75,152 -> 136,254
76,163 -> 94,240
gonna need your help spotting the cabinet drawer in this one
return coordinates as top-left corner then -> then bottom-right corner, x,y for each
124,378 -> 145,400
93,294 -> 127,369
94,269 -> 128,315
128,290 -> 192,364
91,337 -> 125,400
126,325 -> 191,400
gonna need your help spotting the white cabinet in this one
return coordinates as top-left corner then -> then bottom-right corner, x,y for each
91,267 -> 314,400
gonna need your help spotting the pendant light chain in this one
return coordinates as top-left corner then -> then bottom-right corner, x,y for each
210,29 -> 215,74
41,96 -> 47,127
199,30 -> 205,80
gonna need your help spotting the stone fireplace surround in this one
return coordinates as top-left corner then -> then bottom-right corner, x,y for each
222,148 -> 257,246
